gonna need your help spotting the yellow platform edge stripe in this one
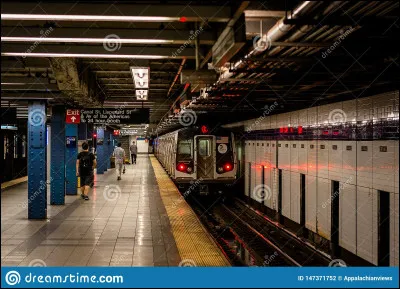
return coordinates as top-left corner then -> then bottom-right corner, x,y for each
150,155 -> 230,267
1,176 -> 28,190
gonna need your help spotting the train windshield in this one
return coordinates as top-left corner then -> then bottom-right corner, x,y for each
178,140 -> 192,156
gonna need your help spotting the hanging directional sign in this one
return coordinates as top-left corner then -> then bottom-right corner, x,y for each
66,109 -> 81,124
80,108 -> 149,124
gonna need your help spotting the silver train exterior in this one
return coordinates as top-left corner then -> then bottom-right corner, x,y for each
154,126 -> 237,192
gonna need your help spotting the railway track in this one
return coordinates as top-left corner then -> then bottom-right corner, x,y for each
186,194 -> 332,267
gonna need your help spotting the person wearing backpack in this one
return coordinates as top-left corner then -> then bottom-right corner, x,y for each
76,142 -> 96,200
113,142 -> 125,181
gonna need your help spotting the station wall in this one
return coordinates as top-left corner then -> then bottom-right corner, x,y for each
239,91 -> 399,266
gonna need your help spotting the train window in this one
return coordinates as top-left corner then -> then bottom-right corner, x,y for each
198,139 -> 211,156
178,140 -> 192,156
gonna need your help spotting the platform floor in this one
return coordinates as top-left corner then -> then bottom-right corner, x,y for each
2,155 -> 180,266
1,155 -> 228,267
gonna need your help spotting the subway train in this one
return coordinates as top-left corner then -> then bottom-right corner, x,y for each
226,91 -> 399,267
154,125 -> 237,194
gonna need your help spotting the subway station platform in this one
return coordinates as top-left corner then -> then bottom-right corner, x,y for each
1,155 -> 229,267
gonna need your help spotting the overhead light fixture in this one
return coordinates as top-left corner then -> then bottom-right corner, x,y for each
1,14 -> 181,22
1,37 -> 174,44
0,52 -> 180,59
136,90 -> 148,100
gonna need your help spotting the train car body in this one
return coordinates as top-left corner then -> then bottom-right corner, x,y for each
154,126 -> 237,193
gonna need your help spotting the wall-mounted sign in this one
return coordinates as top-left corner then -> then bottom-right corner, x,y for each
66,136 -> 77,148
80,108 -> 149,124
66,109 -> 81,124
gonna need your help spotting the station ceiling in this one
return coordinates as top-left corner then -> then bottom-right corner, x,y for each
1,0 -> 399,136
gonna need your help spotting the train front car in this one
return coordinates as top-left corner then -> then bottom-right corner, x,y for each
156,126 -> 237,195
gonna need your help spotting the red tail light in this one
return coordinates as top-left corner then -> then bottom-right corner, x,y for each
223,163 -> 233,172
177,163 -> 187,172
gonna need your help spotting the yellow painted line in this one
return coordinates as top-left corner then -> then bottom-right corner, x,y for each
1,176 -> 28,190
150,155 -> 230,267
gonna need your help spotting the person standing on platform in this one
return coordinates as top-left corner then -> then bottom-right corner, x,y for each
130,141 -> 138,164
114,142 -> 126,180
76,142 -> 96,200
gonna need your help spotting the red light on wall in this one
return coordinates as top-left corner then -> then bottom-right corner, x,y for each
113,130 -> 120,136
323,130 -> 329,135
179,16 -> 187,22
93,133 -> 97,138
298,126 -> 303,134
333,130 -> 340,136
201,125 -> 209,134
290,127 -> 294,133
279,127 -> 284,133
283,127 -> 289,133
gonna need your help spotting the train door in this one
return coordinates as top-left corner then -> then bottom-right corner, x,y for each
194,136 -> 215,179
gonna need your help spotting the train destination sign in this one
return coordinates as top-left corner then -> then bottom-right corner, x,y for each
80,108 -> 149,124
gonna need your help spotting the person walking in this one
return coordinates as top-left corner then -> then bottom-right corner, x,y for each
76,142 -> 96,200
130,141 -> 138,164
113,142 -> 126,180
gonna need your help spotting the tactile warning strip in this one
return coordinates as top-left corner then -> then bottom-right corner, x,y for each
1,176 -> 28,190
150,155 -> 230,267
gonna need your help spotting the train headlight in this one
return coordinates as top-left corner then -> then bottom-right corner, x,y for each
186,167 -> 193,173
217,167 -> 224,173
177,163 -> 187,172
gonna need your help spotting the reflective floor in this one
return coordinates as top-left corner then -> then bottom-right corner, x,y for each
1,155 -> 181,267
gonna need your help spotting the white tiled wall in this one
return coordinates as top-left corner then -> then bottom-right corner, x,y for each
240,92 -> 399,266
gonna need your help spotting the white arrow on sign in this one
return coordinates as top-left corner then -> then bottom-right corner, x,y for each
71,116 -> 76,122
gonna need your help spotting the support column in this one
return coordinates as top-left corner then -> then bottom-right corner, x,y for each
65,123 -> 78,195
105,130 -> 111,170
96,127 -> 106,174
28,101 -> 47,219
50,106 -> 65,205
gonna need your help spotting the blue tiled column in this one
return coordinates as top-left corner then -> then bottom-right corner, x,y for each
65,123 -> 78,195
27,101 -> 47,219
96,127 -> 106,174
50,106 -> 65,205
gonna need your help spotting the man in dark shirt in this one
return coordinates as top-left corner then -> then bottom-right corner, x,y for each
76,142 -> 96,200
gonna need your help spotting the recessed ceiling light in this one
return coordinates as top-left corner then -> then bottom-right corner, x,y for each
1,52 -> 175,59
1,37 -> 173,44
1,14 -> 181,22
